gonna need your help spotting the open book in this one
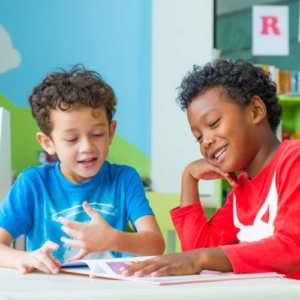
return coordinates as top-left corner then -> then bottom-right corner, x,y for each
60,256 -> 283,285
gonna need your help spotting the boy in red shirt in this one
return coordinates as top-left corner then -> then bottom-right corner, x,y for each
121,59 -> 300,280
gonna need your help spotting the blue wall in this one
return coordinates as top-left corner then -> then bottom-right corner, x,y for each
0,0 -> 151,156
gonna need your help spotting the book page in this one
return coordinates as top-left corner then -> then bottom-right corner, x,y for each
61,256 -> 155,276
93,256 -> 155,276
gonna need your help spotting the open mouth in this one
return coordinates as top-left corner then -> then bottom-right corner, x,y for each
212,145 -> 228,162
78,157 -> 97,164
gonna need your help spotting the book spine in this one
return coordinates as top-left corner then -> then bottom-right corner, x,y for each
292,71 -> 299,94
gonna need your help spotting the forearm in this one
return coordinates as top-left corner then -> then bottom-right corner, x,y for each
181,169 -> 200,207
112,230 -> 165,256
0,243 -> 25,269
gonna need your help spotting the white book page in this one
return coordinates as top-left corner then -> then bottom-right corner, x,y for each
61,256 -> 155,276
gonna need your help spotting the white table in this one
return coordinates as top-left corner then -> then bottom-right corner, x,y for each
0,268 -> 299,300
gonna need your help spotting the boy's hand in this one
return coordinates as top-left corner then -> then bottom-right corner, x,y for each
120,251 -> 203,277
59,201 -> 115,262
15,241 -> 61,275
185,159 -> 238,187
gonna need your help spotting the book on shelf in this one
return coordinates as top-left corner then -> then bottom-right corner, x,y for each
59,256 -> 283,285
258,64 -> 300,95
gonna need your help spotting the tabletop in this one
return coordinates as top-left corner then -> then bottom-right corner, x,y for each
0,268 -> 300,300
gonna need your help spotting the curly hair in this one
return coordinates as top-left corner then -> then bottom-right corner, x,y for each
177,59 -> 282,132
28,64 -> 117,137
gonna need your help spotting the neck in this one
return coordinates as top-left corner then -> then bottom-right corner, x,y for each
244,132 -> 281,179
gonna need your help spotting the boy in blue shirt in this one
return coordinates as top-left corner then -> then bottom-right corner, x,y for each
0,65 -> 164,275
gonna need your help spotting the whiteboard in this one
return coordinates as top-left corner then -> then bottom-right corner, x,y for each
0,108 -> 11,202
151,0 -> 215,195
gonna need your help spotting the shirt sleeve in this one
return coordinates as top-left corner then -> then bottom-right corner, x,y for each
170,192 -> 238,252
221,150 -> 300,276
124,167 -> 154,226
0,172 -> 34,240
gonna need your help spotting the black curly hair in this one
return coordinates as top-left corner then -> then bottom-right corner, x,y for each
29,64 -> 116,137
177,59 -> 282,132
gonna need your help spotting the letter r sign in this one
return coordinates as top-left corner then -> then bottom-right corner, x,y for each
261,16 -> 280,35
252,5 -> 289,56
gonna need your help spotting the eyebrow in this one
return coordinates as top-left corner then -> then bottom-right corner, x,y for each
61,123 -> 107,133
190,109 -> 219,131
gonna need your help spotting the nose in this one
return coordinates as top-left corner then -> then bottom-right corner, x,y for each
80,137 -> 95,153
202,132 -> 216,150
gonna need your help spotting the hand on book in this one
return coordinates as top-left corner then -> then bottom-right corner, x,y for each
59,201 -> 115,262
15,240 -> 61,275
120,250 -> 204,277
120,248 -> 233,277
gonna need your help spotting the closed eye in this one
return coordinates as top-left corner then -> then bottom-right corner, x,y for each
66,138 -> 77,142
93,134 -> 104,137
196,135 -> 202,143
210,118 -> 220,127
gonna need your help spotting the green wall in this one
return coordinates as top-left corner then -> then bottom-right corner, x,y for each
0,94 -> 150,178
217,0 -> 300,69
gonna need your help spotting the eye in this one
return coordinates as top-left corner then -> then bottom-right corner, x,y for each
93,133 -> 104,137
66,138 -> 77,143
210,118 -> 220,127
196,135 -> 202,143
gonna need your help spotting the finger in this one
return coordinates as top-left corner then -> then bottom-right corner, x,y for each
61,225 -> 82,240
34,252 -> 59,274
133,263 -> 164,277
121,261 -> 152,276
61,237 -> 83,248
29,257 -> 54,274
40,240 -> 59,255
209,165 -> 226,178
66,249 -> 89,262
83,201 -> 101,220
17,263 -> 34,275
50,255 -> 62,268
58,217 -> 83,231
151,265 -> 183,277
224,172 -> 238,187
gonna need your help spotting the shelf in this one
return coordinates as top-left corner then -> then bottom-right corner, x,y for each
278,95 -> 300,106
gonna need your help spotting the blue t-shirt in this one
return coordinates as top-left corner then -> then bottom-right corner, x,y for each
0,161 -> 153,263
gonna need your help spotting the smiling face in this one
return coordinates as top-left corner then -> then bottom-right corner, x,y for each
38,105 -> 116,184
187,88 -> 259,173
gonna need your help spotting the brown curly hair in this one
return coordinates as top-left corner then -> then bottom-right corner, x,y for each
28,64 -> 117,137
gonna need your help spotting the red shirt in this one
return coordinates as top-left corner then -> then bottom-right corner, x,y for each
170,140 -> 300,280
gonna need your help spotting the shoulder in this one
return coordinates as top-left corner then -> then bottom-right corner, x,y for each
275,140 -> 300,173
277,140 -> 300,160
103,161 -> 139,181
21,163 -> 57,181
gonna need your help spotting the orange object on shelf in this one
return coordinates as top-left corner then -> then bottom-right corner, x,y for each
290,132 -> 300,140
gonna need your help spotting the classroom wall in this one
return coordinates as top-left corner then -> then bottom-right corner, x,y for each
217,0 -> 300,68
0,0 -> 151,177
151,0 -> 215,195
0,0 -> 215,195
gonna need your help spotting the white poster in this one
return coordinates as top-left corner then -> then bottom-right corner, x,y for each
252,5 -> 289,56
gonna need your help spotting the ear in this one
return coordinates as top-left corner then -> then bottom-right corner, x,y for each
108,120 -> 117,145
36,132 -> 56,155
249,96 -> 267,125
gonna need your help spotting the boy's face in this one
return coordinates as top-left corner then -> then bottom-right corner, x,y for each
187,88 -> 259,173
39,105 -> 116,184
